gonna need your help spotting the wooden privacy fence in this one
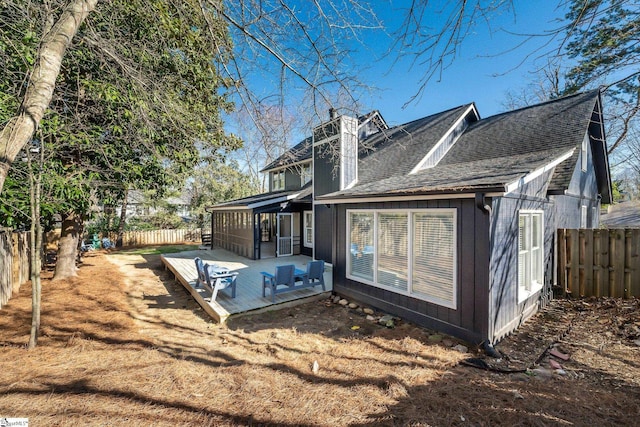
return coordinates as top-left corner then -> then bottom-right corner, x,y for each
0,232 -> 30,309
107,228 -> 202,247
558,228 -> 640,298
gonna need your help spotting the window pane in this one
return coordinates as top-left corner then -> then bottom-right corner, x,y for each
349,212 -> 374,281
412,212 -> 455,305
532,213 -> 543,285
377,213 -> 408,291
518,214 -> 529,289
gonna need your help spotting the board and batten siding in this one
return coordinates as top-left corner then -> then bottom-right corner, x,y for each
552,143 -> 601,230
488,194 -> 555,343
333,198 -> 490,344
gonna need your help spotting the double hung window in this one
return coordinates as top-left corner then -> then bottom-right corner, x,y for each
272,171 -> 285,191
518,211 -> 543,302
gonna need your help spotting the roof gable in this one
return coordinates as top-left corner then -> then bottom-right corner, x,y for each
356,104 -> 474,184
320,90 -> 608,200
261,136 -> 313,172
261,110 -> 389,173
439,90 -> 601,166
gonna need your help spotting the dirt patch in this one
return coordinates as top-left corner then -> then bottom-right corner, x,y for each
1,250 -> 638,426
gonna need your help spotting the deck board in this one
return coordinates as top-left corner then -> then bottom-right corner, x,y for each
161,248 -> 332,323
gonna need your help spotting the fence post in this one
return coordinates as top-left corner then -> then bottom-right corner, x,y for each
11,233 -> 21,295
557,229 -> 567,296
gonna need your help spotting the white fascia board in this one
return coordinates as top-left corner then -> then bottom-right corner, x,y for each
248,193 -> 301,209
410,104 -> 479,174
209,205 -> 252,211
505,149 -> 575,194
263,158 -> 312,173
316,191 -> 504,205
210,193 -> 301,211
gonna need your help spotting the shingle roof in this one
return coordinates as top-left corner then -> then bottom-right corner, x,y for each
261,136 -> 313,172
210,182 -> 312,210
356,104 -> 475,184
260,110 -> 388,172
320,90 -> 601,199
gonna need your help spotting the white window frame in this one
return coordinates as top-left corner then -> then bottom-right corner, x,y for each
581,132 -> 588,172
301,163 -> 312,186
303,210 -> 313,248
580,205 -> 588,228
272,170 -> 285,191
346,208 -> 457,309
518,210 -> 544,303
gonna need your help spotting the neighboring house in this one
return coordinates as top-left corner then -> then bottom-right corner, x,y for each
121,190 -> 193,221
209,90 -> 612,347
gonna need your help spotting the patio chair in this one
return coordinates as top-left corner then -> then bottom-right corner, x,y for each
195,257 -> 236,300
194,257 -> 208,288
303,260 -> 326,291
261,264 -> 296,303
204,263 -> 238,301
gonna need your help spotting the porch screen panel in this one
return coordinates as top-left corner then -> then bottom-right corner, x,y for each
377,213 -> 408,291
349,212 -> 374,281
411,212 -> 455,306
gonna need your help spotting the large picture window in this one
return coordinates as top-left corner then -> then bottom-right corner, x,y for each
518,210 -> 543,302
347,209 -> 457,308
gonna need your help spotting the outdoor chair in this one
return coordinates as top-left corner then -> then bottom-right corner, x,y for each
261,264 -> 296,303
303,260 -> 326,291
194,257 -> 237,301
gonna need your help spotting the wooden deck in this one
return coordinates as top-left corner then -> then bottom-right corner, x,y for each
161,248 -> 333,323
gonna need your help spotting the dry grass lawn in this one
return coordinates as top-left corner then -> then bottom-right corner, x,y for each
0,248 -> 638,426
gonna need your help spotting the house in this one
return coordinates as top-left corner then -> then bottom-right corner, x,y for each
118,190 -> 193,222
209,90 -> 612,347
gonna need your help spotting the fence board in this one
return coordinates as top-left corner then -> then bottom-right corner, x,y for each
584,230 -> 594,296
0,231 -> 30,309
557,229 -> 567,295
630,229 -> 640,297
600,231 -> 610,296
107,229 -> 202,248
611,230 -> 625,297
559,228 -> 640,299
593,230 -> 602,297
569,229 -> 580,294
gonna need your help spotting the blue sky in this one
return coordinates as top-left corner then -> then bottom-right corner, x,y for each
227,1 -> 573,149
355,1 -> 570,126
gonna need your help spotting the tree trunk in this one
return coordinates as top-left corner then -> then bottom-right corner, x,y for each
53,211 -> 83,281
116,187 -> 129,248
28,143 -> 43,349
0,0 -> 99,194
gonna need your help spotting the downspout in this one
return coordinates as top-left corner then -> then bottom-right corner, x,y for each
475,192 -> 491,215
475,193 -> 501,357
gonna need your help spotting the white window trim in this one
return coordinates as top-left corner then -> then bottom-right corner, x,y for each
581,131 -> 588,172
272,170 -> 285,191
346,208 -> 457,309
518,210 -> 544,304
301,163 -> 312,186
581,205 -> 588,229
303,210 -> 313,248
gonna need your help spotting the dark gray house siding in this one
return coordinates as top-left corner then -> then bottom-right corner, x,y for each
488,169 -> 555,343
332,198 -> 491,344
488,195 -> 555,343
552,153 -> 601,229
